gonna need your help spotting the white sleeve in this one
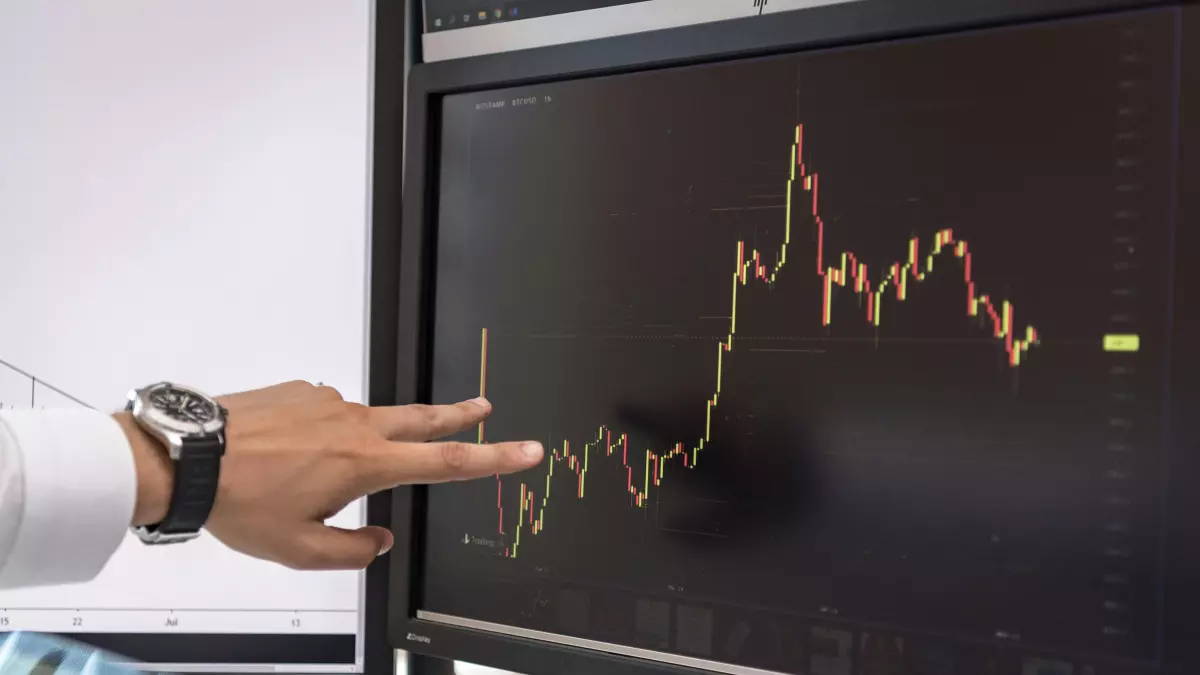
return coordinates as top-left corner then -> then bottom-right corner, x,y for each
0,409 -> 137,589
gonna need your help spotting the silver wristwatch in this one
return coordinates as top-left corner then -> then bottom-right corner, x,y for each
126,382 -> 228,545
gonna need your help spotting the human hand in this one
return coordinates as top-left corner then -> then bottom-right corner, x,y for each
115,381 -> 543,570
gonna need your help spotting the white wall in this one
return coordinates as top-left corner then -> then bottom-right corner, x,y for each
0,0 -> 374,404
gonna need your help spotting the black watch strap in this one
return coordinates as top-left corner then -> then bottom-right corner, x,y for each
146,436 -> 224,538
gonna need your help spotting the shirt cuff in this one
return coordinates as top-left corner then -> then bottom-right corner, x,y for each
0,409 -> 136,589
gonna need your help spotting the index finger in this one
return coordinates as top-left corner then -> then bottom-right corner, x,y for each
368,398 -> 492,442
367,439 -> 544,488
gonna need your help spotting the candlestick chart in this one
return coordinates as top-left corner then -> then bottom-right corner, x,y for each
487,122 -> 1041,559
420,8 -> 1180,668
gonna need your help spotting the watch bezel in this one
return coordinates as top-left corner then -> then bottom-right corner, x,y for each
127,382 -> 226,456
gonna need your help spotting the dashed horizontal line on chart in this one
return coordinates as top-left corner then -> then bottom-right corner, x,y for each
710,205 -> 786,211
747,348 -> 827,353
516,334 -> 1091,345
818,448 -> 1064,471
655,527 -> 728,538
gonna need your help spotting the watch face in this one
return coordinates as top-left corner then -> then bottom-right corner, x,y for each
149,386 -> 219,425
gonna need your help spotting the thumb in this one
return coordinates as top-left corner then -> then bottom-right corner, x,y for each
294,524 -> 394,570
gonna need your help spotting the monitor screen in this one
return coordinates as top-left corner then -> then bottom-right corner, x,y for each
420,6 -> 1194,674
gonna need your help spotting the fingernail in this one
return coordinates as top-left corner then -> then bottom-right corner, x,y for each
469,397 -> 491,409
521,442 -> 543,460
379,539 -> 393,556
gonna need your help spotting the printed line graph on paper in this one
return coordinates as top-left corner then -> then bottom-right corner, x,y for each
484,121 -> 1043,559
0,357 -> 361,634
0,357 -> 364,629
0,358 -> 92,410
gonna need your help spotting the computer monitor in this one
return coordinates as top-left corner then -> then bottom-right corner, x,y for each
388,0 -> 1200,673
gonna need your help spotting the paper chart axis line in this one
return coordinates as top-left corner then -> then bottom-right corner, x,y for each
0,358 -> 92,409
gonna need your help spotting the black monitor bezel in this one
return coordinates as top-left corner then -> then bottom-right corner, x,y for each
386,0 -> 1186,673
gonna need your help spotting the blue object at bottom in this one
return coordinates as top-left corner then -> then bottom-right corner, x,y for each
0,632 -> 147,674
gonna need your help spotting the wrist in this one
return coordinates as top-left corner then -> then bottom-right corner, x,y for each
113,411 -> 173,526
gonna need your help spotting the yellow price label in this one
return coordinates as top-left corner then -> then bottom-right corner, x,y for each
1104,334 -> 1140,352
